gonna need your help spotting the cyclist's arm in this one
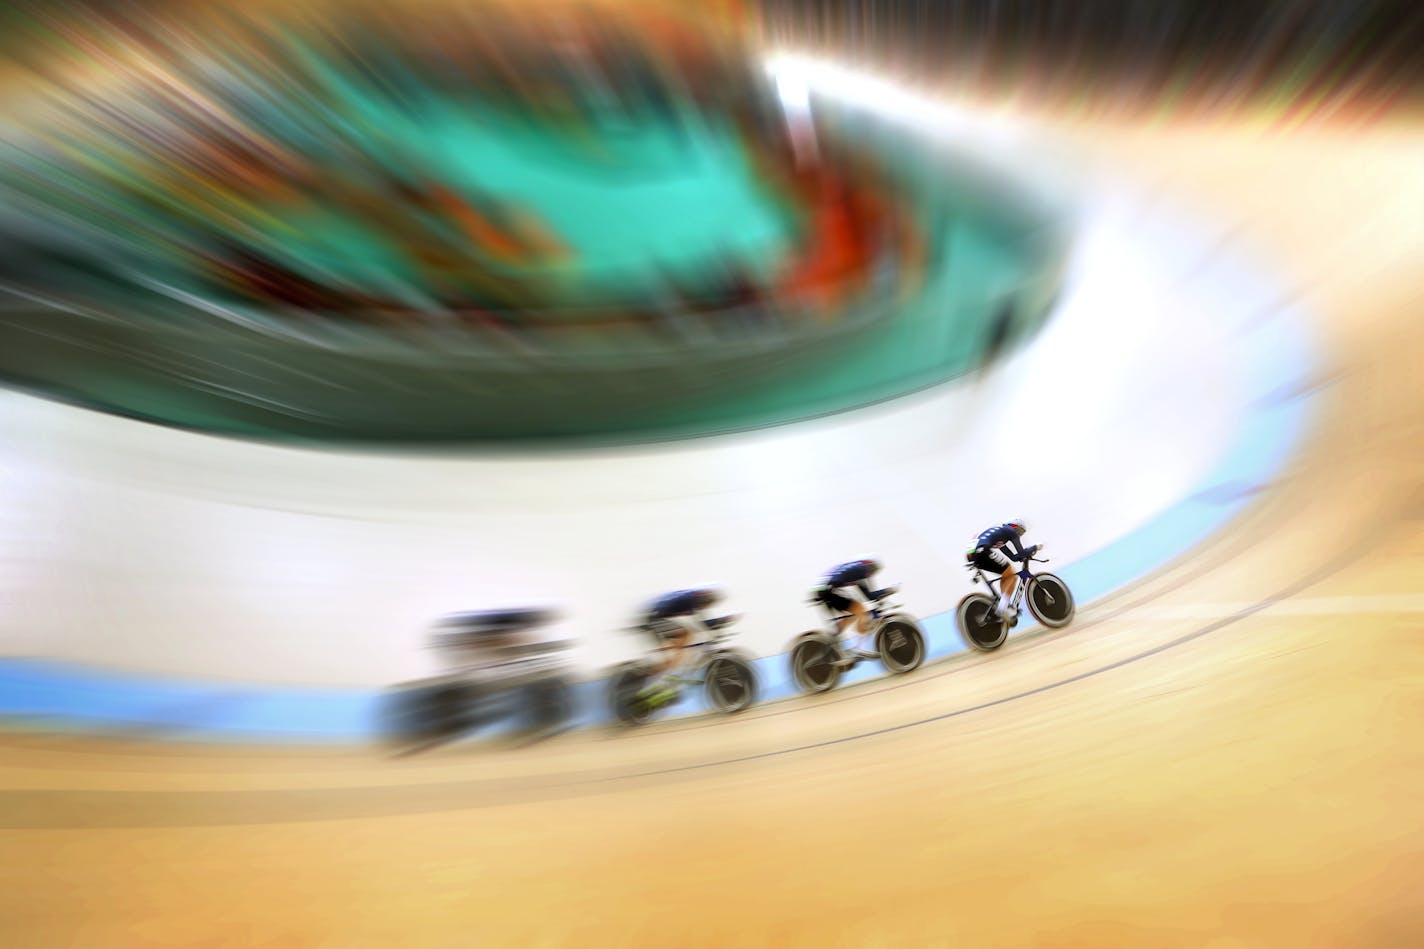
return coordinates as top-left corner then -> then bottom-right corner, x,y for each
1004,531 -> 1028,562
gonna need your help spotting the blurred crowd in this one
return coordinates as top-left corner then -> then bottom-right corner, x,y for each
0,0 -> 931,350
758,0 -> 1424,119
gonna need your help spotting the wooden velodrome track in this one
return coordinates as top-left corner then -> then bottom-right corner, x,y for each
2,120 -> 1422,947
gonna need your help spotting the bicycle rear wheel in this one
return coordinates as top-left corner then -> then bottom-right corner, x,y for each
956,593 -> 1008,651
791,637 -> 842,693
610,666 -> 657,725
379,680 -> 480,753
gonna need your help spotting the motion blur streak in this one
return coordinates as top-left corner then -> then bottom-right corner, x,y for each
758,0 -> 1424,123
2,1 -> 1423,946
4,0 -> 1029,442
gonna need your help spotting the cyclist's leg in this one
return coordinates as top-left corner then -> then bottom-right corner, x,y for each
1000,566 -> 1018,597
848,599 -> 870,635
997,567 -> 1018,617
818,589 -> 854,641
661,629 -> 691,674
642,629 -> 691,697
821,590 -> 870,658
975,548 -> 1013,616
637,633 -> 690,702
840,598 -> 876,654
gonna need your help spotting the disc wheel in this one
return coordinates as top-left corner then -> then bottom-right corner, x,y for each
610,666 -> 657,726
790,637 -> 842,694
379,680 -> 479,753
1026,572 -> 1076,628
876,618 -> 925,674
956,593 -> 1008,651
521,677 -> 575,737
704,655 -> 757,714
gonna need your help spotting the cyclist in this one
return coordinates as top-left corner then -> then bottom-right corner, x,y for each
812,559 -> 890,661
966,519 -> 1040,620
635,587 -> 723,703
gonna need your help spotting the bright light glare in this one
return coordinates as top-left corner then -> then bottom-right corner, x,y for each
764,53 -> 1030,147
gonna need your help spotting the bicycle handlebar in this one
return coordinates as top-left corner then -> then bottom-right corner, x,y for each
966,557 -> 1048,571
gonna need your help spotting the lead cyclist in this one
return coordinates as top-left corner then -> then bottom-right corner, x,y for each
965,519 -> 1042,621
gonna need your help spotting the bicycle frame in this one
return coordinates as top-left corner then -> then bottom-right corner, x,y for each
807,589 -> 907,642
649,614 -> 744,683
966,555 -> 1046,613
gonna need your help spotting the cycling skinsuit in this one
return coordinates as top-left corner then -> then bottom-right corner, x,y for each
966,525 -> 1027,575
813,561 -> 878,614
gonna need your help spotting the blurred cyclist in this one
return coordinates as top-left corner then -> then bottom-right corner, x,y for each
636,587 -> 722,702
966,519 -> 1040,620
812,559 -> 888,661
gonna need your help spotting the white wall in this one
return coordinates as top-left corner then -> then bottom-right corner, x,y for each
0,158 -> 1278,685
